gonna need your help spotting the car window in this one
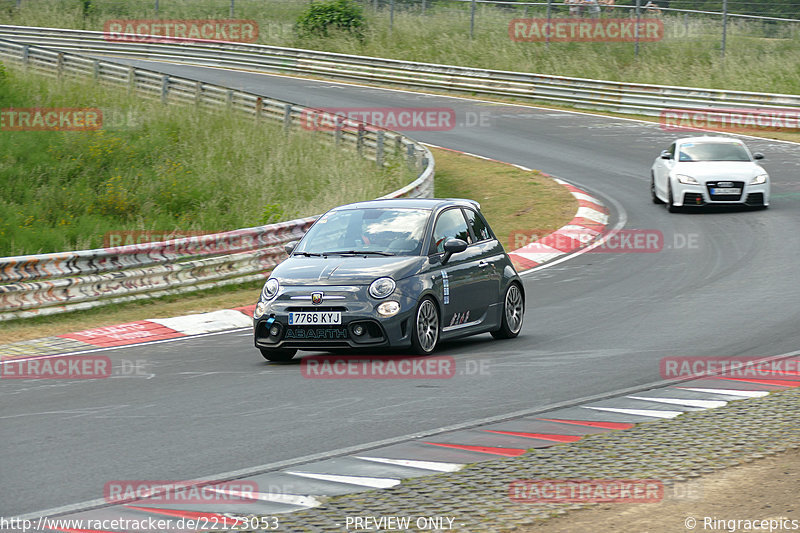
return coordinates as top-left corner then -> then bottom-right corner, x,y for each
678,142 -> 750,162
463,208 -> 492,242
430,208 -> 471,254
297,208 -> 430,255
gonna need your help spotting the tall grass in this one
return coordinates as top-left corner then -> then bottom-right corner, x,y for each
0,63 -> 413,256
1,0 -> 798,93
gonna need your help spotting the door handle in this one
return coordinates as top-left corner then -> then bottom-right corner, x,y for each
478,261 -> 489,268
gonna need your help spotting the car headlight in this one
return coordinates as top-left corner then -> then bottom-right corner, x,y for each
750,174 -> 768,185
676,174 -> 699,185
369,277 -> 396,299
377,301 -> 400,317
262,278 -> 279,301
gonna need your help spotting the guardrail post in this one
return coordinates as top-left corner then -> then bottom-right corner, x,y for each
283,104 -> 292,132
93,59 -> 100,81
721,0 -> 728,59
395,134 -> 403,156
21,45 -> 29,69
127,66 -> 135,93
255,97 -> 263,122
335,116 -> 343,145
470,0 -> 476,39
406,143 -> 416,166
56,52 -> 64,79
634,0 -> 641,57
357,123 -> 365,155
160,75 -> 169,104
226,90 -> 234,110
194,82 -> 202,106
376,130 -> 385,167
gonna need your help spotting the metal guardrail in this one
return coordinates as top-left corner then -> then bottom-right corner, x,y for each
1,25 -> 799,117
0,37 -> 434,321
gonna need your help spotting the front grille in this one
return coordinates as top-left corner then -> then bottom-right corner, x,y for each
683,192 -> 705,206
706,181 -> 744,201
745,193 -> 765,206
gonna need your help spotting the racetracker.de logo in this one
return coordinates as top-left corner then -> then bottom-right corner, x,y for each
660,107 -> 800,134
301,108 -> 457,132
509,479 -> 664,503
660,357 -> 800,380
301,355 -> 457,379
104,480 -> 258,504
1,356 -> 111,379
509,229 -> 663,253
0,108 -> 102,131
509,18 -> 664,42
103,19 -> 259,43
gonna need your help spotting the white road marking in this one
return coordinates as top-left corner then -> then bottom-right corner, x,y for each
583,406 -> 683,419
354,456 -> 464,472
205,488 -> 321,508
285,472 -> 400,488
678,387 -> 770,398
627,396 -> 727,409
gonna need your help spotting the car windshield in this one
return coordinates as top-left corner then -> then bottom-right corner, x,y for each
296,207 -> 430,256
678,142 -> 751,162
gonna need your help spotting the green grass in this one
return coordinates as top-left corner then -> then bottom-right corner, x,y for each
1,1 -> 799,94
0,62 -> 413,256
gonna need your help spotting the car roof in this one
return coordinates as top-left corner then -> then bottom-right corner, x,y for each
329,198 -> 481,212
675,136 -> 745,145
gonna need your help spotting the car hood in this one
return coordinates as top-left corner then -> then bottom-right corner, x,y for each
271,255 -> 428,286
672,161 -> 766,181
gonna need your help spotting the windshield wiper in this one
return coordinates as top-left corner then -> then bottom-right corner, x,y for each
292,251 -> 323,257
322,250 -> 395,256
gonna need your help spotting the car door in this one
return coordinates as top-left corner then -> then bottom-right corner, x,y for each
428,208 -> 494,334
655,141 -> 676,198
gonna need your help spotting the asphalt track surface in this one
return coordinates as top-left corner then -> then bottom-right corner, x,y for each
2,60 -> 800,517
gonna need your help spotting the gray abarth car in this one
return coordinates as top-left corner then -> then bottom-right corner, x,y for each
253,198 -> 524,361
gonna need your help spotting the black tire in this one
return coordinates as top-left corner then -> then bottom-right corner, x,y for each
667,182 -> 681,213
491,282 -> 524,339
651,173 -> 664,204
260,348 -> 297,362
410,297 -> 439,355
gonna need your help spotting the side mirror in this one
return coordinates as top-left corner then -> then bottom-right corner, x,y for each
284,241 -> 298,255
441,238 -> 468,265
753,153 -> 764,160
660,150 -> 673,160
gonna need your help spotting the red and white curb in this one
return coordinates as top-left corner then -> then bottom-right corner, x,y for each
0,305 -> 256,360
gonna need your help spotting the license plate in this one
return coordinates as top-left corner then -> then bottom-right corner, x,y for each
288,312 -> 341,325
711,187 -> 741,195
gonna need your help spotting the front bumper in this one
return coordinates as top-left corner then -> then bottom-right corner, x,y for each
673,180 -> 770,207
253,285 -> 417,351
